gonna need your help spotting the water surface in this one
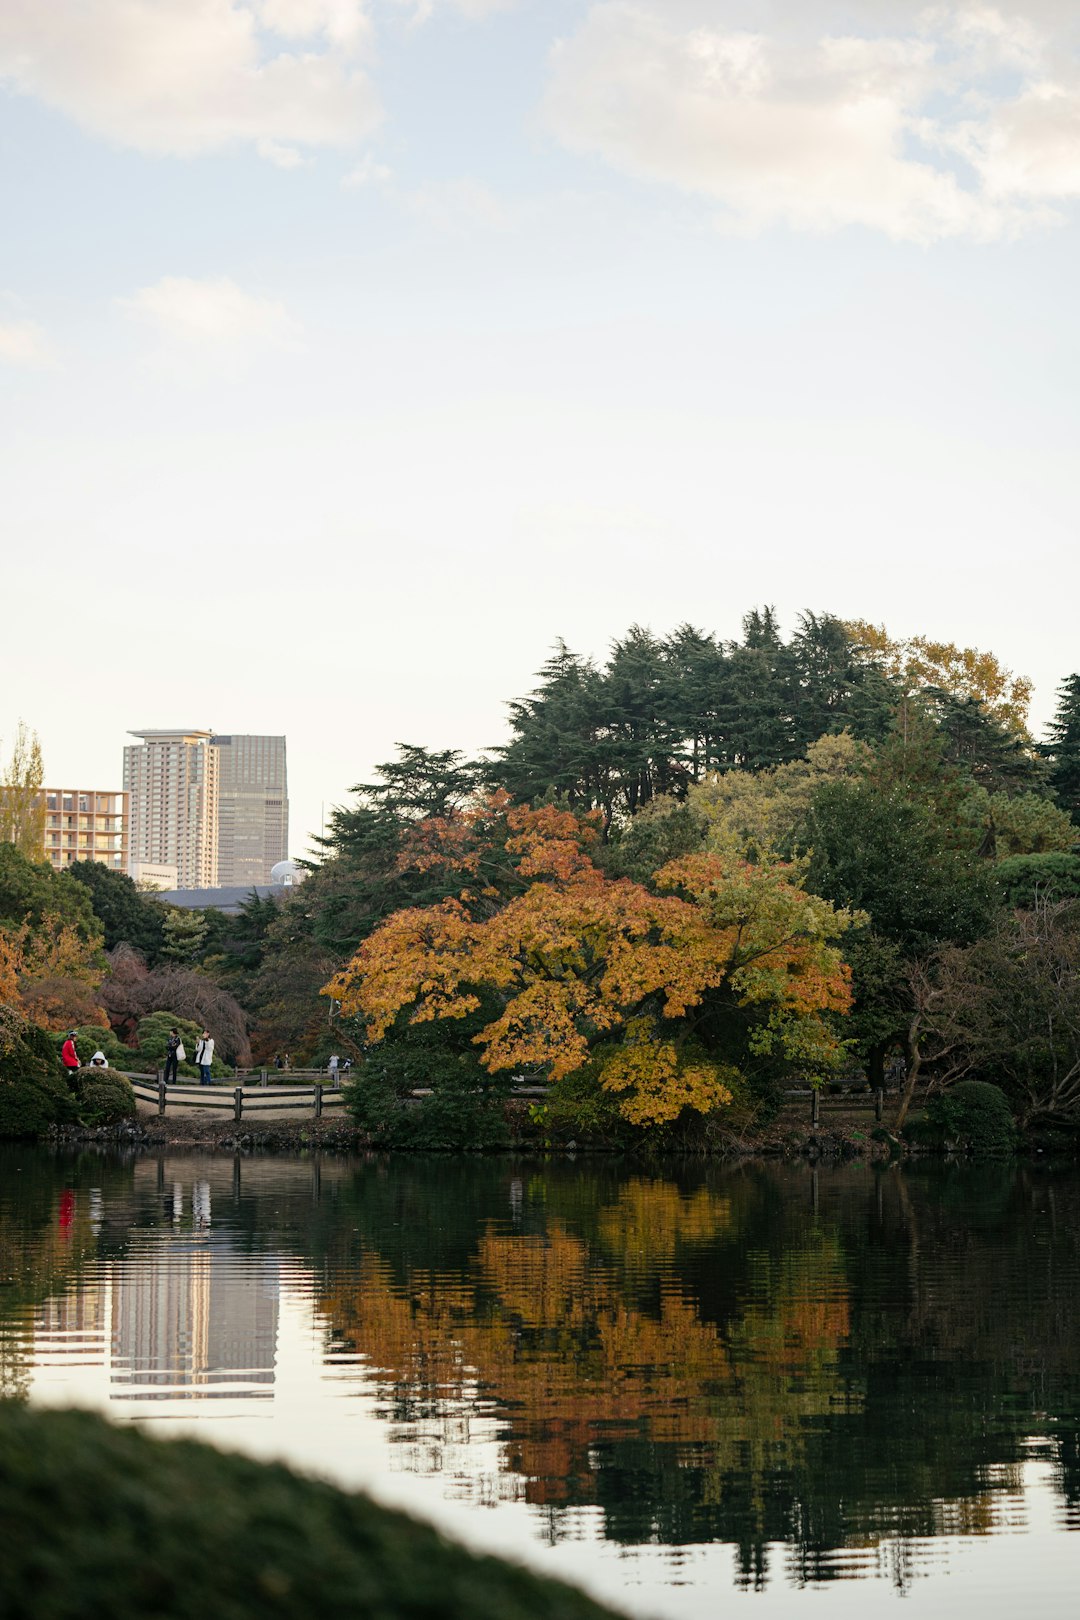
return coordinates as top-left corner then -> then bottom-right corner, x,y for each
1,1148 -> 1077,1617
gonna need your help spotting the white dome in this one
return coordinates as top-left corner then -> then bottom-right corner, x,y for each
270,859 -> 301,887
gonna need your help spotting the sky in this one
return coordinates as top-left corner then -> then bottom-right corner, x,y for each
2,0 -> 1079,856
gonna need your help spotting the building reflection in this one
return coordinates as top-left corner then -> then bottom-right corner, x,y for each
29,1163 -> 283,1404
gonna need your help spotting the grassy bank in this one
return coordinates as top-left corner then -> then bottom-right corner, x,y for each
0,1402 -> 622,1620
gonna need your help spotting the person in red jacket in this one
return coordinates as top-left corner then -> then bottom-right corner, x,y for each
61,1031 -> 80,1085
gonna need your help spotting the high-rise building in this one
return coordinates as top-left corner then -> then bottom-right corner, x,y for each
213,734 -> 289,887
124,730 -> 219,890
40,788 -> 129,873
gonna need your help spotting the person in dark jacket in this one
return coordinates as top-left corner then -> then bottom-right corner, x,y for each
61,1032 -> 80,1085
163,1029 -> 182,1085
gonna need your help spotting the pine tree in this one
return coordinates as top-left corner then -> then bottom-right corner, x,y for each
161,908 -> 209,964
1044,674 -> 1080,824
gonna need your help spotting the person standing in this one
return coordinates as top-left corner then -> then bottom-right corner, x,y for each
195,1030 -> 215,1086
163,1029 -> 182,1086
327,1054 -> 339,1086
60,1031 -> 81,1086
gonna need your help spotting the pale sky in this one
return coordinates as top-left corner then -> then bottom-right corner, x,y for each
2,1 -> 1078,853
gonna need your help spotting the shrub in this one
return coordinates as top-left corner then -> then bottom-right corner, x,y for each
73,1067 -> 137,1126
346,1039 -> 510,1151
923,1081 -> 1017,1154
0,1402 -> 620,1620
133,1012 -> 229,1078
0,1004 -> 74,1138
50,1024 -> 133,1070
995,852 -> 1080,909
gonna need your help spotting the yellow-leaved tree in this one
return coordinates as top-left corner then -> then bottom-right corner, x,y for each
845,622 -> 1033,735
324,802 -> 856,1126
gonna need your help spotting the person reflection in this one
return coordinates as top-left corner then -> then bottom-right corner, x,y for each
193,1181 -> 211,1229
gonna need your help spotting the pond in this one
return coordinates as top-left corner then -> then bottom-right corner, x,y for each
1,1147 -> 1078,1617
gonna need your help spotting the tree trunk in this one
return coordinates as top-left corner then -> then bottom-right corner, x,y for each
891,1021 -> 922,1130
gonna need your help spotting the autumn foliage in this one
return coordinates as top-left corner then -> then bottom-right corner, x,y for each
325,799 -> 854,1125
0,913 -> 106,1029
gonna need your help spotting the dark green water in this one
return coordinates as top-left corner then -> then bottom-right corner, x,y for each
1,1148 -> 1078,1616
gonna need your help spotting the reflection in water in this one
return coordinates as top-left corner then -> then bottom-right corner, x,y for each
1,1149 -> 1078,1614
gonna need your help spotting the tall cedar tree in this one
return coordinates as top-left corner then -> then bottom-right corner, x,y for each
1044,674 -> 1080,824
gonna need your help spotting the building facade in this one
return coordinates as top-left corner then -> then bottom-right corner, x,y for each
213,735 -> 289,888
124,730 -> 219,890
41,788 -> 129,873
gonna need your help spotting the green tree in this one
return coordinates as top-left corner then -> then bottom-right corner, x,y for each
995,852 -> 1080,909
160,908 -> 209,964
0,842 -> 98,939
1044,673 -> 1080,823
66,861 -> 165,958
804,778 -> 995,1086
0,721 -> 45,859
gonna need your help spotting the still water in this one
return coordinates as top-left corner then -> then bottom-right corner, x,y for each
1,1148 -> 1078,1617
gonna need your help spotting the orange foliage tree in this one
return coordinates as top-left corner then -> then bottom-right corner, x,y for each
0,913 -> 106,1029
325,801 -> 855,1125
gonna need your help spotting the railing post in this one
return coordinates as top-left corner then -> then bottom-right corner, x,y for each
261,1069 -> 267,1087
234,1086 -> 243,1123
811,1088 -> 820,1126
314,1084 -> 323,1119
875,1087 -> 884,1122
158,1080 -> 166,1117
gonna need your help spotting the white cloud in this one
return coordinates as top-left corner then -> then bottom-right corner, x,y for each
388,0 -> 517,21
403,176 -> 512,229
120,276 -> 303,373
543,2 -> 1080,241
0,1 -> 379,159
0,319 -> 53,369
342,151 -> 394,186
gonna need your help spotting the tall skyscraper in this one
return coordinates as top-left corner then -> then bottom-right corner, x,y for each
213,735 -> 289,887
124,730 -> 219,890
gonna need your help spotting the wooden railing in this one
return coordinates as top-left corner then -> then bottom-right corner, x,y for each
126,1075 -> 347,1121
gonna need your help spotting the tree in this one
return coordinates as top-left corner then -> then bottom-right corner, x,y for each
995,853 -> 1080,909
690,731 -> 867,862
1044,674 -> 1080,823
66,861 -> 166,959
844,622 -> 1034,734
325,803 -> 855,1127
160,908 -> 209,964
803,778 -> 996,1085
0,722 -> 45,859
0,910 -> 106,1031
0,843 -> 98,939
498,643 -> 621,830
97,945 -> 251,1064
912,900 -> 1080,1127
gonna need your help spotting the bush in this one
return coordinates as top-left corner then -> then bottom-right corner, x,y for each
133,1012 -> 230,1078
995,852 -> 1080,909
0,1004 -> 74,1138
346,1039 -> 510,1151
923,1081 -> 1017,1154
0,1402 -> 620,1620
50,1024 -> 133,1070
73,1067 -> 137,1126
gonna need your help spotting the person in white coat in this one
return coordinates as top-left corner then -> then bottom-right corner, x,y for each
195,1030 -> 215,1086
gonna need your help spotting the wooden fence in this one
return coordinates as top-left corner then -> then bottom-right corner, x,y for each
126,1074 -> 347,1122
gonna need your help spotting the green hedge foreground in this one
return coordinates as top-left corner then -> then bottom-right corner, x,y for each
0,1403 -> 622,1620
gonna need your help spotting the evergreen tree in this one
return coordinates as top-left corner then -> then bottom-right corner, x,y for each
498,643 -> 620,828
1044,674 -> 1080,824
67,861 -> 165,960
160,908 -> 209,964
713,609 -> 798,769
